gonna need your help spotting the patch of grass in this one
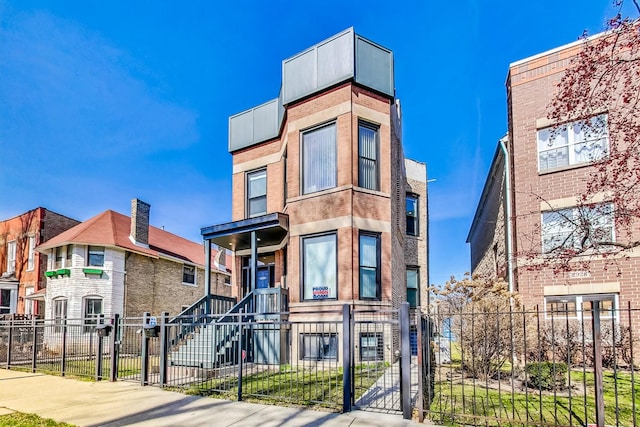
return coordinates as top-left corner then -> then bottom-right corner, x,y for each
0,412 -> 75,427
10,357 -> 141,381
429,369 -> 640,427
178,362 -> 390,411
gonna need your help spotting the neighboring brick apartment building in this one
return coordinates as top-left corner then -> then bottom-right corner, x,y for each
35,199 -> 232,331
201,28 -> 428,361
469,35 -> 639,320
0,208 -> 79,316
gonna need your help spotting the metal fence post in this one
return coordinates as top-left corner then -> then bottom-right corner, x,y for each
31,315 -> 37,373
237,309 -> 243,401
6,315 -> 13,369
159,311 -> 169,387
61,319 -> 67,376
141,312 -> 150,386
110,314 -> 119,382
342,304 -> 352,413
592,301 -> 605,427
96,315 -> 104,381
400,302 -> 411,420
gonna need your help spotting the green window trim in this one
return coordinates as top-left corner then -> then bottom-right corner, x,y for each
83,268 -> 104,276
56,268 -> 71,276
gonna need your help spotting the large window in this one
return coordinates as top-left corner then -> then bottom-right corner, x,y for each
537,115 -> 608,172
302,123 -> 336,194
87,246 -> 105,267
545,294 -> 617,320
358,122 -> 379,190
302,233 -> 337,301
406,267 -> 419,308
300,333 -> 338,360
247,168 -> 267,217
53,298 -> 67,333
406,194 -> 419,236
359,232 -> 380,300
27,236 -> 36,271
183,264 -> 196,285
83,297 -> 103,332
0,289 -> 12,314
542,204 -> 614,253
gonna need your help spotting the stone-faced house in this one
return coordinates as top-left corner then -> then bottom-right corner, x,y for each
36,199 -> 232,328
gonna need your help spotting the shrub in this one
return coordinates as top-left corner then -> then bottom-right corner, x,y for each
525,361 -> 567,390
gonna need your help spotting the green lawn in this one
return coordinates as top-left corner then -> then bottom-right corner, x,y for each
0,412 -> 74,427
429,370 -> 640,427
10,357 -> 141,380
181,362 -> 389,410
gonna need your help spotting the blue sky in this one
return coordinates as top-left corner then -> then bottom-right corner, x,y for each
0,1 -> 628,286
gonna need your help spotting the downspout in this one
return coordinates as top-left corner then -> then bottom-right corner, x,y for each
498,136 -> 514,294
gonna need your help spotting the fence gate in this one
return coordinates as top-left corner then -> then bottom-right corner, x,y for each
350,305 -> 415,416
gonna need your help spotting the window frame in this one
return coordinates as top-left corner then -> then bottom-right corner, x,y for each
87,246 -> 105,267
54,246 -> 63,269
27,236 -> 36,271
65,244 -> 73,268
360,332 -> 384,362
359,231 -> 381,300
544,293 -> 618,321
541,204 -> 614,254
246,168 -> 267,218
406,266 -> 420,308
406,194 -> 419,237
301,232 -> 338,302
537,114 -> 609,172
83,297 -> 103,333
53,297 -> 68,333
358,121 -> 380,191
182,264 -> 196,286
6,240 -> 17,273
301,122 -> 337,195
300,333 -> 339,361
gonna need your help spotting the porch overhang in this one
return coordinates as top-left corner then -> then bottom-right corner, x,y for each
201,212 -> 289,252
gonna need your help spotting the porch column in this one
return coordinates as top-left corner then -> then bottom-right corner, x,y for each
204,239 -> 211,314
250,231 -> 257,292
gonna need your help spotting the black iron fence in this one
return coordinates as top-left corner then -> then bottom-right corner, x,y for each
421,302 -> 640,427
0,304 -> 415,415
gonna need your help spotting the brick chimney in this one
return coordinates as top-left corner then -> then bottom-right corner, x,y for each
130,198 -> 150,246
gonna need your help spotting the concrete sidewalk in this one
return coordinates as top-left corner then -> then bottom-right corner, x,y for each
0,369 -> 429,426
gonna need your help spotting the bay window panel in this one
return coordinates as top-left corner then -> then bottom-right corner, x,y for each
303,233 -> 337,300
247,169 -> 267,217
303,124 -> 336,194
359,233 -> 380,299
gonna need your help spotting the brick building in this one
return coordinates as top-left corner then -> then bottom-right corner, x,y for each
201,28 -> 428,362
35,199 -> 232,328
469,35 -> 639,319
0,208 -> 79,316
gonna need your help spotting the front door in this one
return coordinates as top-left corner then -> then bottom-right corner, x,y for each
242,253 -> 276,296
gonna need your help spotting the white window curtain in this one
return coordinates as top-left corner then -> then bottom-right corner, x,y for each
303,124 -> 336,194
359,234 -> 378,299
303,234 -> 337,300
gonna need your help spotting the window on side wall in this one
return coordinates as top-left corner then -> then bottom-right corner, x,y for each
358,122 -> 379,191
302,233 -> 337,301
83,297 -> 103,333
87,246 -> 105,267
300,333 -> 338,360
541,204 -> 614,254
6,241 -> 16,273
302,123 -> 336,194
406,267 -> 419,308
24,287 -> 34,315
55,246 -> 63,269
53,298 -> 68,333
360,332 -> 383,361
545,294 -> 617,320
537,114 -> 608,172
183,265 -> 196,285
247,168 -> 267,217
27,236 -> 36,271
66,244 -> 73,268
359,232 -> 380,300
406,194 -> 419,236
